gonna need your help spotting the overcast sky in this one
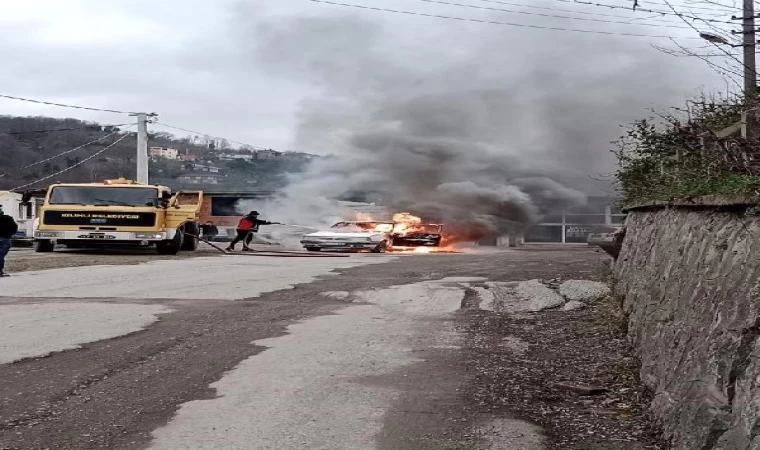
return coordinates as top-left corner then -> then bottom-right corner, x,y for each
0,0 -> 732,159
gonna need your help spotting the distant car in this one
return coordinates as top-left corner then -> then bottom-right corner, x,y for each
586,227 -> 621,246
300,219 -> 443,253
587,226 -> 625,258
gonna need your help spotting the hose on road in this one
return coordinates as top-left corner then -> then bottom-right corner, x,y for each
184,233 -> 352,258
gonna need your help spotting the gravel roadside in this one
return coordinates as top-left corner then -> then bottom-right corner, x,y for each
462,272 -> 666,449
5,245 -> 225,273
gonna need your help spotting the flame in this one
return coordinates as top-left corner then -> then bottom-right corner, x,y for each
391,212 -> 425,236
351,211 -> 431,235
349,210 -> 466,254
392,212 -> 422,223
387,245 -> 465,254
354,212 -> 376,222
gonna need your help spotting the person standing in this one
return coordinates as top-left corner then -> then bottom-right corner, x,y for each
0,207 -> 19,278
225,211 -> 277,252
200,221 -> 219,242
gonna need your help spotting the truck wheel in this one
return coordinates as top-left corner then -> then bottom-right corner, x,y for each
306,247 -> 321,252
157,230 -> 182,255
181,222 -> 200,251
370,242 -> 387,253
33,239 -> 55,253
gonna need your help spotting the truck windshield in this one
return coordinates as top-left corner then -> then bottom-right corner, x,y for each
49,187 -> 159,207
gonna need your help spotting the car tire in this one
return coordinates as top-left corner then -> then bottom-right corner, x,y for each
33,239 -> 55,253
181,222 -> 200,251
306,247 -> 321,252
371,242 -> 387,253
157,230 -> 182,255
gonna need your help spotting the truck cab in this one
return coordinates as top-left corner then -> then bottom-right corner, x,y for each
34,178 -> 202,254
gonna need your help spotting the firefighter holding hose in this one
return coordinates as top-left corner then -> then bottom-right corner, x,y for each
226,211 -> 278,252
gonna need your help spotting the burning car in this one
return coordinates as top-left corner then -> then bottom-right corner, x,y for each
299,213 -> 443,252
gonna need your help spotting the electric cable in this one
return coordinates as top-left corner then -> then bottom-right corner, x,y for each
0,94 -> 137,115
304,0 -> 705,38
12,131 -> 135,191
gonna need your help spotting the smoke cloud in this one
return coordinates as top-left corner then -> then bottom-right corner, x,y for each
234,6 -> 718,241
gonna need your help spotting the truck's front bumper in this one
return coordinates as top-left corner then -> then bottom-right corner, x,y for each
35,230 -> 169,242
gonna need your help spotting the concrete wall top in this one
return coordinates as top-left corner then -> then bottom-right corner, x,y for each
624,194 -> 760,212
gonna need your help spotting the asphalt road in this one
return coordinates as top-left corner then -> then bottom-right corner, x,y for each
0,246 -> 607,450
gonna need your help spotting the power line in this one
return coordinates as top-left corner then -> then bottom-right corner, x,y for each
656,39 -> 744,85
548,0 -> 734,19
412,0 -> 694,27
661,0 -> 750,70
470,0 -> 696,24
0,94 -> 138,115
555,0 -> 737,14
20,128 -> 128,171
152,122 -> 270,151
12,132 -> 135,191
305,0 -> 704,38
2,123 -> 129,136
668,52 -> 744,56
637,0 -> 736,12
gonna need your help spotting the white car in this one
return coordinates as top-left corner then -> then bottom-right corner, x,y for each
586,227 -> 622,246
301,221 -> 392,253
587,226 -> 625,258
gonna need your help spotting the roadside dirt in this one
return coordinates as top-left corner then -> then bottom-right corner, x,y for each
5,246 -> 223,273
463,277 -> 666,449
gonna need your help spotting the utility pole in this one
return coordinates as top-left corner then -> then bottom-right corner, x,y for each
743,0 -> 757,101
131,113 -> 150,184
702,4 -> 757,138
740,0 -> 757,138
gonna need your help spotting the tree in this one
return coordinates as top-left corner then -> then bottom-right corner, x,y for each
614,95 -> 759,204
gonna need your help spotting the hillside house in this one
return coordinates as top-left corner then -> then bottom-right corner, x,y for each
254,149 -> 282,160
149,147 -> 179,160
219,153 -> 253,161
177,151 -> 199,162
190,163 -> 222,173
177,172 -> 226,185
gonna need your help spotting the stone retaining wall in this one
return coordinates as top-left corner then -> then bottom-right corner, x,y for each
615,198 -> 760,450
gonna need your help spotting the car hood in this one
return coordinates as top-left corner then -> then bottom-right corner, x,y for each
305,231 -> 384,238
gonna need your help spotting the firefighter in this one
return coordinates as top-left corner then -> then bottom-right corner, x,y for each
225,211 -> 278,252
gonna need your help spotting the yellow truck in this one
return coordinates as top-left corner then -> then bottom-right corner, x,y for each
33,178 -> 203,255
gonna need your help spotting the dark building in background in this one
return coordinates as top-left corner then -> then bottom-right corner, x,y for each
524,196 -> 624,244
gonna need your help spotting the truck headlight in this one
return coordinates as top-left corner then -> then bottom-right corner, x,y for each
36,231 -> 61,238
134,232 -> 164,239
